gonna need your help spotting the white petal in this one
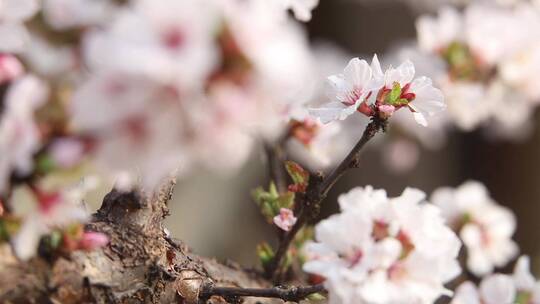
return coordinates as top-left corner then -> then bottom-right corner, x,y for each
2,0 -> 39,21
451,282 -> 481,304
479,274 -> 516,304
309,101 -> 359,124
12,214 -> 47,261
343,58 -> 372,90
513,255 -> 536,290
385,60 -> 415,86
290,0 -> 319,22
413,112 -> 428,127
0,23 -> 30,53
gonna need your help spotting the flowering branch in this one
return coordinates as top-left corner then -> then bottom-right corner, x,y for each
266,116 -> 388,281
199,283 -> 325,302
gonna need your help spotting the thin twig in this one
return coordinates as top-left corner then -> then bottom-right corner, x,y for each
266,117 -> 387,282
199,283 -> 325,303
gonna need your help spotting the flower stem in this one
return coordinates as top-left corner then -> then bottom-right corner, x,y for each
266,116 -> 387,282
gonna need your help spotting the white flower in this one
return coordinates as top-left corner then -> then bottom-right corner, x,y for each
0,0 -> 40,52
440,79 -> 490,131
273,208 -> 297,231
500,41 -> 540,102
0,75 -> 49,193
512,256 -> 540,302
452,275 -> 516,304
374,59 -> 446,127
11,180 -> 94,260
71,73 -> 189,190
431,181 -> 518,276
465,3 -> 539,66
303,186 -> 461,304
452,255 -> 540,304
416,6 -> 463,53
21,35 -> 76,78
83,0 -> 219,91
43,0 -> 117,30
309,56 -> 380,124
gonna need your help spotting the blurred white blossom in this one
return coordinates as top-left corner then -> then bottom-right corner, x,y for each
451,255 -> 540,304
431,181 -> 518,276
0,0 -> 40,52
0,75 -> 49,193
70,0 -> 317,189
11,177 -> 97,260
43,0 -> 117,30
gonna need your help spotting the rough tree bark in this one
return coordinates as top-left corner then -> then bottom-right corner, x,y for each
0,180 -> 283,304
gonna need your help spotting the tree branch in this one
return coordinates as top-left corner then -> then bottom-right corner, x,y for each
200,283 -> 325,303
267,117 -> 387,282
0,179 -> 281,304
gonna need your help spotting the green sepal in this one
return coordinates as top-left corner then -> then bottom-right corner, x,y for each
252,182 -> 295,222
387,83 -> 402,104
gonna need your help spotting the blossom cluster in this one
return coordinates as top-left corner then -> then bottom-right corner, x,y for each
452,256 -> 540,304
302,181 -> 523,303
405,2 -> 540,136
303,186 -> 461,303
0,2 -> 538,303
309,55 -> 446,127
0,0 -> 320,260
432,181 -> 518,276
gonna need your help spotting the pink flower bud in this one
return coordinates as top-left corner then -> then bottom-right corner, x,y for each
80,232 -> 109,251
378,104 -> 396,119
273,208 -> 298,232
0,54 -> 24,84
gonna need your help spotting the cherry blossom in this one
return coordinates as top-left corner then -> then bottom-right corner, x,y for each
373,59 -> 446,126
273,208 -> 298,232
10,177 -> 96,260
451,255 -> 540,304
451,275 -> 516,304
0,75 -> 49,193
303,186 -> 461,304
416,6 -> 463,53
431,181 -> 518,276
309,56 -> 379,124
309,52 -> 446,127
0,0 -> 40,52
42,0 -> 117,30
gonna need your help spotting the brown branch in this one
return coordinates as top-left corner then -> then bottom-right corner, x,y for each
0,179 -> 281,304
200,283 -> 325,303
266,117 -> 387,282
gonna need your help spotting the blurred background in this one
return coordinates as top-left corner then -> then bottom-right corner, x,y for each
164,0 -> 540,272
